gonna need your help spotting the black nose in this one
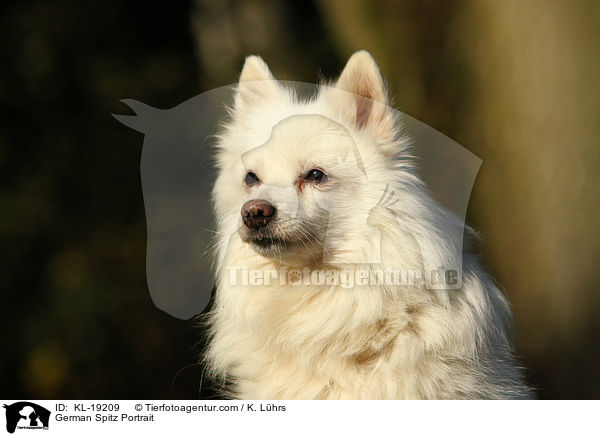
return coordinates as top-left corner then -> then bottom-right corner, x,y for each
241,200 -> 276,230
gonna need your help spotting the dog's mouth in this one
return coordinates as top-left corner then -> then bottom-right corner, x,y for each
239,226 -> 290,250
251,235 -> 288,249
247,233 -> 324,261
240,224 -> 321,257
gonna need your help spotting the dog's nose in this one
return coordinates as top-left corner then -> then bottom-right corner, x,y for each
241,200 -> 276,230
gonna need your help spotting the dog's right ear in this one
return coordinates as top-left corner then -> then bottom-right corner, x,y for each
234,56 -> 283,113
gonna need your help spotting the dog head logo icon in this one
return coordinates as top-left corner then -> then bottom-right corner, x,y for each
3,402 -> 50,434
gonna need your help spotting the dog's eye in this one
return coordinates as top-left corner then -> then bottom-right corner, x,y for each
305,169 -> 327,183
245,171 -> 260,186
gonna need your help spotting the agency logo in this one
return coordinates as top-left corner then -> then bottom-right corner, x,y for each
114,81 -> 481,319
3,402 -> 50,434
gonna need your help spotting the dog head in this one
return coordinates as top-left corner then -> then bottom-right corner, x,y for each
213,51 -> 407,265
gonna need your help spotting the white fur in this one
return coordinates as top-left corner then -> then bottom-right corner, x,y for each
205,51 -> 531,399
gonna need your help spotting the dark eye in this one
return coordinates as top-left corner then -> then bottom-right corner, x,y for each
305,169 -> 327,183
244,171 -> 260,186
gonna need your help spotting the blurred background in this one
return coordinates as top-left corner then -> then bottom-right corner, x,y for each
1,0 -> 599,399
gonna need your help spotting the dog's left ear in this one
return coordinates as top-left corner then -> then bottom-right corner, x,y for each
234,56 -> 284,114
330,51 -> 396,146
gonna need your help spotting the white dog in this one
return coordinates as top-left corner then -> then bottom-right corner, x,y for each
204,51 -> 531,399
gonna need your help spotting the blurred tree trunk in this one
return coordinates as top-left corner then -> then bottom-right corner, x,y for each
459,0 -> 600,398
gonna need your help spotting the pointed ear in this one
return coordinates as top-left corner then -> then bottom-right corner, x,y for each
234,56 -> 283,113
331,51 -> 395,139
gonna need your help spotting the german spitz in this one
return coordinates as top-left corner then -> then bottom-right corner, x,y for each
205,51 -> 531,399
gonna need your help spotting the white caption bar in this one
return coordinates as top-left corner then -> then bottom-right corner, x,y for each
1,400 -> 596,435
